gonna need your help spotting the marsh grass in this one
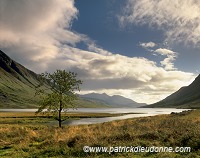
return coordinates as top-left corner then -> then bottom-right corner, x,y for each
0,110 -> 200,157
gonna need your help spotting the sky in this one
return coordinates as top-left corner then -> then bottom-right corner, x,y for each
0,0 -> 200,104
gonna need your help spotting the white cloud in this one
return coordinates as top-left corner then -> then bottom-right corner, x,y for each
155,48 -> 176,57
154,48 -> 177,70
120,0 -> 200,46
0,0 -> 80,71
87,43 -> 113,56
140,42 -> 156,48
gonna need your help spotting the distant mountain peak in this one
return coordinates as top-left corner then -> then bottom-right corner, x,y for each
80,92 -> 146,108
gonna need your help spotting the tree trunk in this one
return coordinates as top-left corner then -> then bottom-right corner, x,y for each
58,110 -> 61,128
59,117 -> 61,128
59,98 -> 62,128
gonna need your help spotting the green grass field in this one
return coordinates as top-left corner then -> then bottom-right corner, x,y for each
0,110 -> 200,158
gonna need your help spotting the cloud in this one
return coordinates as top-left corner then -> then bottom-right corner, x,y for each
120,0 -> 200,46
49,46 -> 195,104
0,0 -> 80,71
88,43 -> 113,56
154,48 -> 178,70
140,42 -> 156,48
139,43 -> 178,71
155,48 -> 176,57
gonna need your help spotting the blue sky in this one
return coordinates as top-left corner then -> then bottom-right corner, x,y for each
0,0 -> 199,104
73,0 -> 163,61
72,0 -> 199,73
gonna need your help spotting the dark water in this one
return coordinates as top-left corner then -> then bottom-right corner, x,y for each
0,108 -> 188,125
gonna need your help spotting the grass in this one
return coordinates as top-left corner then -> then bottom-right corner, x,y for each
0,110 -> 200,157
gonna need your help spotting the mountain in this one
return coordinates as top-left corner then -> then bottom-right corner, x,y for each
0,50 -> 108,108
80,93 -> 146,108
145,74 -> 200,109
0,50 -> 42,108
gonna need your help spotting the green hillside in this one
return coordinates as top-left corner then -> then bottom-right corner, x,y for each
0,50 -> 40,108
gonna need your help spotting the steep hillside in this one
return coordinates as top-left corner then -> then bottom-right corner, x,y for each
80,93 -> 146,107
0,50 -> 42,108
145,74 -> 200,108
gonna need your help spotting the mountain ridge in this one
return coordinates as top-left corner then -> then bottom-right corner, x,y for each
144,74 -> 200,108
0,50 -> 39,86
80,93 -> 146,108
0,50 -> 42,108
